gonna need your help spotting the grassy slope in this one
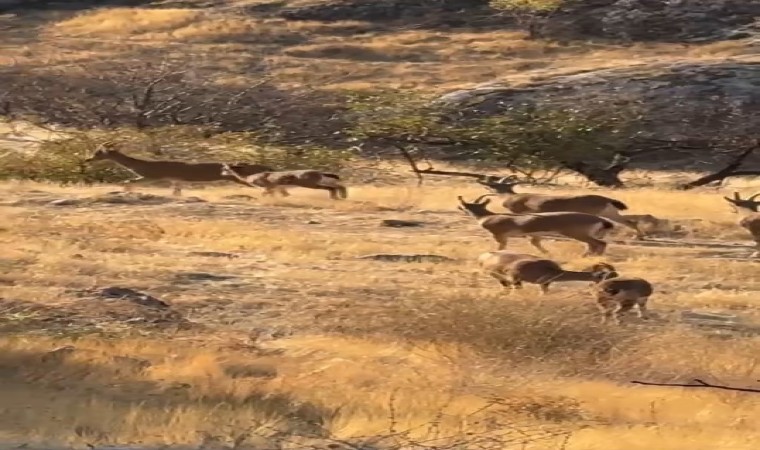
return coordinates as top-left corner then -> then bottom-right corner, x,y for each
2,2 -> 760,449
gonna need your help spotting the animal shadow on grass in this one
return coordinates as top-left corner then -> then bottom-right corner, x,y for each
0,346 -> 331,440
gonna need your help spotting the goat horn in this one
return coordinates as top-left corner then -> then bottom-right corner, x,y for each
496,176 -> 519,184
734,191 -> 742,200
748,192 -> 760,201
473,193 -> 498,203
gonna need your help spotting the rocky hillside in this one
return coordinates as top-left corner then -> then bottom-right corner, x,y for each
437,61 -> 760,169
538,0 -> 760,43
0,0 -> 759,174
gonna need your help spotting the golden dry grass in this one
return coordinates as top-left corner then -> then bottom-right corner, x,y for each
1,176 -> 759,449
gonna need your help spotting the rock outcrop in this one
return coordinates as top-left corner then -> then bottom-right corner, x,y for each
539,0 -> 760,43
436,61 -> 760,169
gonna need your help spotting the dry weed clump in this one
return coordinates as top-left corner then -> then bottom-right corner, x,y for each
350,289 -> 634,371
50,8 -> 204,37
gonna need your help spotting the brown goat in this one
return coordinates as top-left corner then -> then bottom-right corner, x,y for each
84,144 -> 272,196
477,250 -> 543,289
593,275 -> 654,325
491,256 -> 618,294
723,191 -> 760,258
479,179 -> 644,239
458,195 -> 616,256
221,164 -> 348,200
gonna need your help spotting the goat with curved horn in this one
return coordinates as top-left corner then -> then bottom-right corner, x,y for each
457,195 -> 616,256
480,182 -> 645,239
473,193 -> 499,203
722,191 -> 760,258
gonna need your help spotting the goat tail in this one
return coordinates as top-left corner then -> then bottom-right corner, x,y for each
322,173 -> 341,180
609,199 -> 628,211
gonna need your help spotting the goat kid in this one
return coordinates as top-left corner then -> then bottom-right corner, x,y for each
220,164 -> 348,200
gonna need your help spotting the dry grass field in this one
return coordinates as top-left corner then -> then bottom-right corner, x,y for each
1,175 -> 759,449
2,1 -> 760,449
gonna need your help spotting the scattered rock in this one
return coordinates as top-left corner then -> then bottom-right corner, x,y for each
47,198 -> 82,206
280,0 -> 493,23
224,363 -> 278,379
223,194 -> 256,201
306,219 -> 322,225
173,272 -> 238,283
682,310 -> 739,323
188,251 -> 239,259
112,355 -> 152,371
88,192 -> 207,205
380,219 -> 425,227
356,253 -> 455,263
95,287 -> 170,309
41,345 -> 76,363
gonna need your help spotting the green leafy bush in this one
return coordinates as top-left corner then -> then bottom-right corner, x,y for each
345,90 -> 637,171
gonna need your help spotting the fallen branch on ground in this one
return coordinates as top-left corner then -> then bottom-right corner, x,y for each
631,378 -> 760,393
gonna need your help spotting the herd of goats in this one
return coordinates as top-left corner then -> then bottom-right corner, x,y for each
84,144 -> 760,325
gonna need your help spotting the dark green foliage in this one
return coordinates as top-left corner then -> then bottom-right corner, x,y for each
345,90 -> 639,174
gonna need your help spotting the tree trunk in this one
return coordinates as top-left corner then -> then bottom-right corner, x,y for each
560,161 -> 625,188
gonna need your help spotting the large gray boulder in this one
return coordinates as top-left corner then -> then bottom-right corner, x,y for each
436,61 -> 760,169
538,0 -> 760,43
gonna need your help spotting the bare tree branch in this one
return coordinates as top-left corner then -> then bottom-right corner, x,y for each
679,143 -> 759,190
391,143 -> 424,186
631,378 -> 760,393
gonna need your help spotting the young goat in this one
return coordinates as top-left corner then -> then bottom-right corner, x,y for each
483,255 -> 617,294
589,265 -> 654,325
477,250 -> 543,288
458,195 -> 615,256
220,164 -> 348,200
723,191 -> 760,257
84,144 -> 272,196
477,177 -> 644,239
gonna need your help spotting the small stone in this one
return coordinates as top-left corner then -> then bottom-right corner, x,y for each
48,198 -> 81,206
356,253 -> 455,263
381,219 -> 424,227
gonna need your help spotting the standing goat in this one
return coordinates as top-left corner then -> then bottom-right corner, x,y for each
84,144 -> 272,196
587,264 -> 653,325
479,251 -> 617,294
458,195 -> 615,256
220,164 -> 348,200
723,191 -> 760,257
478,178 -> 644,239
